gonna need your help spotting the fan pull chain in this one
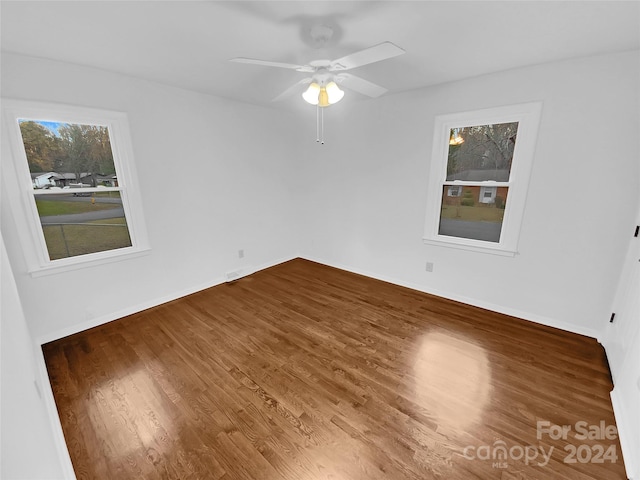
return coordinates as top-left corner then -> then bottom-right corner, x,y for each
315,105 -> 325,144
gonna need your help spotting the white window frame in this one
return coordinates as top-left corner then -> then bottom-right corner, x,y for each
423,102 -> 542,256
2,99 -> 150,276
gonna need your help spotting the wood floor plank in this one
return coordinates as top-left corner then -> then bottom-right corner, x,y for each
43,258 -> 627,479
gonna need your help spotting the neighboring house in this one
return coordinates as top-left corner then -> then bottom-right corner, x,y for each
59,172 -> 94,186
96,174 -> 118,187
442,185 -> 509,207
30,172 -> 64,189
31,172 -> 117,188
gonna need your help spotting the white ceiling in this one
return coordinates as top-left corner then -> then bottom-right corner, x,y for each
2,1 -> 639,110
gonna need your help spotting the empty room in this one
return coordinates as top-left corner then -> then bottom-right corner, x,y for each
1,1 -> 639,479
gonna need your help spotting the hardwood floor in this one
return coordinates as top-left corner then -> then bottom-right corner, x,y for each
43,258 -> 626,479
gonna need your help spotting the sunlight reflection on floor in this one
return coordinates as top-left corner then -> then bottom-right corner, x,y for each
87,364 -> 174,459
412,331 -> 492,433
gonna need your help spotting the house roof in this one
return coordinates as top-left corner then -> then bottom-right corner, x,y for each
30,172 -> 64,180
60,173 -> 92,180
30,172 -> 96,181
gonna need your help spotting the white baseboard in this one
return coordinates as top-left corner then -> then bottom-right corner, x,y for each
36,276 -> 224,346
611,387 -> 639,480
38,252 -> 596,349
300,255 -> 601,340
36,254 -> 298,346
35,346 -> 77,479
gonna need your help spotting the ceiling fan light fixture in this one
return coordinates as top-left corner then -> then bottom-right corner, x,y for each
302,82 -> 321,105
325,81 -> 344,104
449,128 -> 465,146
318,87 -> 330,107
303,81 -> 344,107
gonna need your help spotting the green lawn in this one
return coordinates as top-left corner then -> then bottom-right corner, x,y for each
36,198 -> 119,216
440,205 -> 504,222
42,218 -> 132,260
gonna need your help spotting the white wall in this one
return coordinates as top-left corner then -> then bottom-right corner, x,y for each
299,50 -> 640,339
1,52 -> 303,342
1,232 -> 67,479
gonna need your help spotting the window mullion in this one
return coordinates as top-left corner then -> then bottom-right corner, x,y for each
30,187 -> 123,196
442,181 -> 511,187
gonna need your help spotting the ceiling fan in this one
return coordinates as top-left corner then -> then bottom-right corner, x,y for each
230,26 -> 405,143
229,27 -> 405,106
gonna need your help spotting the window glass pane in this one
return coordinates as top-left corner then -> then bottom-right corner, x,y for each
35,192 -> 132,260
18,119 -> 116,187
446,122 -> 518,182
438,186 -> 509,243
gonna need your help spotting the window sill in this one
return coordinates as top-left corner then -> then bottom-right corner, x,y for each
422,238 -> 517,257
28,247 -> 151,278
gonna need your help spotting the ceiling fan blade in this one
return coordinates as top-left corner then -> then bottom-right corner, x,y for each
329,42 -> 405,71
229,57 -> 314,73
272,77 -> 313,102
336,73 -> 388,98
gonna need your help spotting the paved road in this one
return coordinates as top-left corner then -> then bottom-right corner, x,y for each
36,194 -> 122,204
37,194 -> 125,224
439,219 -> 502,243
40,208 -> 125,225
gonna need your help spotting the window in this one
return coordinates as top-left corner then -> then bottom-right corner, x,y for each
479,186 -> 497,204
447,186 -> 462,197
423,103 -> 542,255
2,99 -> 149,275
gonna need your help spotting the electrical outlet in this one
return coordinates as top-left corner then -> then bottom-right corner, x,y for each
238,249 -> 244,259
426,262 -> 434,272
